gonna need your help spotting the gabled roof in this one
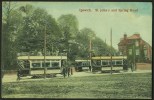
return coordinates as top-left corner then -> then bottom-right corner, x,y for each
118,39 -> 127,46
118,40 -> 124,46
141,39 -> 152,48
118,34 -> 151,47
127,34 -> 140,39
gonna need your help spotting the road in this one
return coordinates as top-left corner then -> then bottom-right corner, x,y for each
2,69 -> 151,83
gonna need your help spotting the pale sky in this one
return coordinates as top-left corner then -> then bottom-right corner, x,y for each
15,2 -> 152,50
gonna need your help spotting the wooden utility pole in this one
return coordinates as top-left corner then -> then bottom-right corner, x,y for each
133,42 -> 136,71
52,43 -> 53,55
89,38 -> 92,72
110,28 -> 113,74
44,25 -> 47,79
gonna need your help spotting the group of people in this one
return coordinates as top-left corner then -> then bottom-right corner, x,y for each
61,60 -> 73,78
62,67 -> 71,78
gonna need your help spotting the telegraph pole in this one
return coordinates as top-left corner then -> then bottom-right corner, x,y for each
133,42 -> 136,71
110,28 -> 113,74
89,38 -> 92,72
44,25 -> 47,79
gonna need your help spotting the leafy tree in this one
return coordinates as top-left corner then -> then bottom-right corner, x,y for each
75,28 -> 96,59
2,2 -> 23,70
58,14 -> 79,39
19,4 -> 34,16
57,14 -> 79,60
75,28 -> 116,59
17,6 -> 61,55
93,37 -> 116,56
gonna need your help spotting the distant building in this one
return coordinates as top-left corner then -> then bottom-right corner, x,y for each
118,33 -> 152,63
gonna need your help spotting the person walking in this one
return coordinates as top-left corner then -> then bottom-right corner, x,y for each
17,69 -> 21,81
130,61 -> 133,72
62,60 -> 67,78
62,67 -> 66,78
67,67 -> 70,77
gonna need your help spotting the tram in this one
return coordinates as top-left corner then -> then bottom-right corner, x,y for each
75,60 -> 90,71
17,55 -> 67,78
91,56 -> 127,72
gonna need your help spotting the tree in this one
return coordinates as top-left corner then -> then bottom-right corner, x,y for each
75,28 -> 96,59
2,2 -> 23,70
57,14 -> 79,61
17,6 -> 61,55
58,14 -> 79,39
75,28 -> 116,59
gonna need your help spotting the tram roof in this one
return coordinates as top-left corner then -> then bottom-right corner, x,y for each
17,56 -> 67,60
75,60 -> 91,62
91,56 -> 127,60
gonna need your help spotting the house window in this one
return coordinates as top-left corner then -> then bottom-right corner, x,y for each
144,49 -> 147,57
120,52 -> 122,55
135,40 -> 139,47
136,49 -> 140,55
129,49 -> 132,55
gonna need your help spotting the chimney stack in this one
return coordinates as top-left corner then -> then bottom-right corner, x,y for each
124,33 -> 127,40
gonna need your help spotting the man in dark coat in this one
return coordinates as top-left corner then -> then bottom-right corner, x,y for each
17,69 -> 21,81
67,67 -> 71,77
63,67 -> 66,78
62,60 -> 67,78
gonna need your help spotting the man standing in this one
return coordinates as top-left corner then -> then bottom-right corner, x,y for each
67,67 -> 70,77
62,60 -> 67,78
62,67 -> 66,78
17,69 -> 21,81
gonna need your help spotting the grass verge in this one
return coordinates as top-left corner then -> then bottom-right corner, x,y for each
2,73 -> 152,99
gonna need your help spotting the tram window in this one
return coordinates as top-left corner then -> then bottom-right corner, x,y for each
86,62 -> 90,66
42,62 -> 50,67
96,60 -> 101,65
52,62 -> 59,68
83,62 -> 86,66
84,62 -> 87,66
32,63 -> 41,68
24,60 -> 30,68
83,62 -> 89,66
116,60 -> 122,65
78,62 -> 82,66
109,61 -> 115,65
82,62 -> 84,66
112,61 -> 115,65
82,62 -> 87,66
102,61 -> 108,65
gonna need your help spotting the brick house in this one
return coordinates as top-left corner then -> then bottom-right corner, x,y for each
118,33 -> 152,63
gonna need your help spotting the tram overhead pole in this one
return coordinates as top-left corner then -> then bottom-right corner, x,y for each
89,38 -> 92,72
110,28 -> 113,74
44,25 -> 47,79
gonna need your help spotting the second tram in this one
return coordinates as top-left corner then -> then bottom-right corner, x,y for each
75,60 -> 90,71
91,56 -> 127,72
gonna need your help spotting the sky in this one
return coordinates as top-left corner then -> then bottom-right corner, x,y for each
15,2 -> 152,50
